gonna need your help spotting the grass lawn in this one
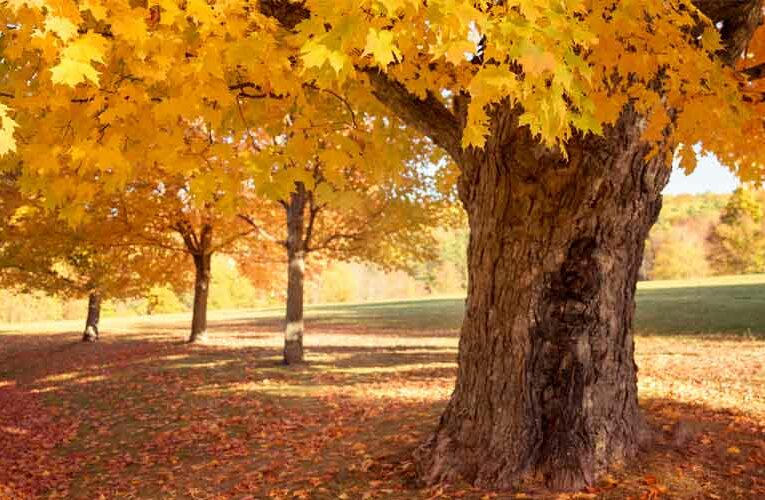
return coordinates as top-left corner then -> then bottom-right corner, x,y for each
1,275 -> 764,499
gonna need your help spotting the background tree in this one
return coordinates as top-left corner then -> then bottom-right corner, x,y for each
239,89 -> 448,364
414,209 -> 469,294
0,181 -> 184,341
0,0 -> 297,342
650,231 -> 711,280
267,175 -> 443,364
708,187 -> 765,274
640,192 -> 729,280
114,158 -> 273,344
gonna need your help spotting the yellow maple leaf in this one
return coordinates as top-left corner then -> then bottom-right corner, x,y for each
678,145 -> 698,174
701,26 -> 723,53
518,48 -> 557,75
50,58 -> 100,86
443,40 -> 476,65
0,104 -> 18,156
45,16 -> 79,42
153,0 -> 182,25
301,40 -> 347,74
364,29 -> 401,67
462,117 -> 490,149
7,0 -> 44,9
187,0 -> 215,26
377,0 -> 411,15
61,34 -> 108,64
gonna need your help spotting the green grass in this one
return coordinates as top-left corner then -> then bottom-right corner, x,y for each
4,274 -> 764,338
291,274 -> 765,336
306,297 -> 466,331
635,274 -> 765,335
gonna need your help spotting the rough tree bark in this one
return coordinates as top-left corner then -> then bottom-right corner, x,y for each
82,292 -> 101,342
178,221 -> 214,344
363,1 -> 761,487
189,253 -> 212,344
283,183 -> 307,365
411,108 -> 671,490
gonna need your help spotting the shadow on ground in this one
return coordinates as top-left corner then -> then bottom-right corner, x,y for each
0,298 -> 764,498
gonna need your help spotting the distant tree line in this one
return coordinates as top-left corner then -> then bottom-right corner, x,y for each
641,188 -> 765,280
0,229 -> 469,325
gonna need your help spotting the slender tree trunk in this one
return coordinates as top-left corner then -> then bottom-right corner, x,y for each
82,292 -> 101,342
283,184 -> 307,365
189,253 -> 212,344
416,109 -> 672,490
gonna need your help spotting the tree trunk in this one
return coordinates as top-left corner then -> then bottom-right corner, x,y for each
189,253 -> 211,344
82,292 -> 101,342
416,109 -> 672,490
283,184 -> 307,365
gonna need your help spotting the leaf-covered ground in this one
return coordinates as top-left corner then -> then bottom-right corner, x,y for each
1,280 -> 765,499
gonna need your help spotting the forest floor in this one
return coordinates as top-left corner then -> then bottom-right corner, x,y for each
1,276 -> 765,499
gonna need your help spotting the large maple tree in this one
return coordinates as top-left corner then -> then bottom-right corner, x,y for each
4,0 -> 765,491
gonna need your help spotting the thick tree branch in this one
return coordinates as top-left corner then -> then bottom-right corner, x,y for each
175,220 -> 200,254
364,69 -> 462,160
257,1 -> 461,156
743,60 -> 765,80
198,223 -> 213,254
692,0 -> 764,65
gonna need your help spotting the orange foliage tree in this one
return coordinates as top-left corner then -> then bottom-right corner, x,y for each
237,88 -> 449,363
108,143 -> 279,343
0,173 -> 185,340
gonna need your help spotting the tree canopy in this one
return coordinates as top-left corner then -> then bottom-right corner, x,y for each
3,1 -> 765,194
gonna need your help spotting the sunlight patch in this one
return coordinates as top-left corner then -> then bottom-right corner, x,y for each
325,362 -> 455,375
0,425 -> 28,435
166,360 -> 233,370
39,372 -> 82,383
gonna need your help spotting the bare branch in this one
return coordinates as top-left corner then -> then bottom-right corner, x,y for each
0,262 -> 79,289
307,231 -> 365,253
320,89 -> 358,129
237,214 -> 287,247
209,229 -> 255,253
